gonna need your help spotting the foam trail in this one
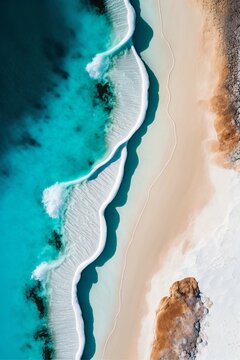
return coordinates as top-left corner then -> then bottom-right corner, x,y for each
42,0 -> 149,219
43,45 -> 149,219
48,148 -> 127,359
43,0 -> 150,358
86,0 -> 135,79
45,45 -> 149,358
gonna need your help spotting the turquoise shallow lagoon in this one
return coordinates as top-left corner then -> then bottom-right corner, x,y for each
0,0 -> 112,358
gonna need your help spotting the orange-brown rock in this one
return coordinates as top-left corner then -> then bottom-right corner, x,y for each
201,1 -> 240,167
150,277 -> 207,360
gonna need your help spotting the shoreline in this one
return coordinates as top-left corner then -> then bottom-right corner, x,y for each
101,0 -> 178,356
49,148 -> 127,359
45,1 -> 150,358
100,0 -> 218,358
42,45 -> 149,220
84,0 -> 174,355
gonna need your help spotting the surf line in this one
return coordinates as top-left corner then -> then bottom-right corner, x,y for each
38,1 -> 150,359
101,0 -> 177,357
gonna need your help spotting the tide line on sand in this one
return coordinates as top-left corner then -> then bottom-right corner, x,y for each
100,0 -> 178,357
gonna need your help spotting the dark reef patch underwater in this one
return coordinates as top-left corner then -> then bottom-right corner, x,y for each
0,0 -> 114,358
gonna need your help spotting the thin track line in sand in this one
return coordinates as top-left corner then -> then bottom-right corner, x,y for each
101,0 -> 177,358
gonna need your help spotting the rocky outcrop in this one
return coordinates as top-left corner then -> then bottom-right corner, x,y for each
150,277 -> 207,360
201,1 -> 240,166
222,1 -> 240,164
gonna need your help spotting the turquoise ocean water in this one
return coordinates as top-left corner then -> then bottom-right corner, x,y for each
0,1 -> 112,358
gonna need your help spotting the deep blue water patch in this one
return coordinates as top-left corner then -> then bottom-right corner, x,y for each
87,0 -> 107,14
0,0 -> 113,358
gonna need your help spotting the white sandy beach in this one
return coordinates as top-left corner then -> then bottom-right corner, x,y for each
90,0 -> 224,359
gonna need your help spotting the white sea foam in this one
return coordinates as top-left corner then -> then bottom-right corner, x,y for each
86,0 -> 135,79
48,148 -> 127,359
86,54 -> 110,80
41,0 -> 148,196
42,183 -> 66,219
32,262 -> 49,281
39,0 -> 150,358
62,45 -> 149,191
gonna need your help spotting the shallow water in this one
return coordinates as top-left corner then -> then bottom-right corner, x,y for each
0,1 -> 112,358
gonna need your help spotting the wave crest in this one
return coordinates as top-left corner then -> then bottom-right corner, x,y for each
42,183 -> 66,219
86,54 -> 110,79
44,1 -> 150,359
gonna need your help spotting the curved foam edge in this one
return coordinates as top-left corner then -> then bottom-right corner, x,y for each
38,0 -> 150,358
41,0 -> 149,219
42,45 -> 149,220
44,47 -> 149,358
86,0 -> 135,79
48,148 -> 127,359
73,148 -> 127,360
71,46 -> 149,181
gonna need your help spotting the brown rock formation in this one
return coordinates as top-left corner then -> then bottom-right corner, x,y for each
150,277 -> 207,360
201,1 -> 240,167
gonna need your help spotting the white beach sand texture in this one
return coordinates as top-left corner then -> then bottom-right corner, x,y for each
91,0 -> 224,359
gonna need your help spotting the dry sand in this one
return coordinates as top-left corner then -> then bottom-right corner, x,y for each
100,0 -> 220,358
